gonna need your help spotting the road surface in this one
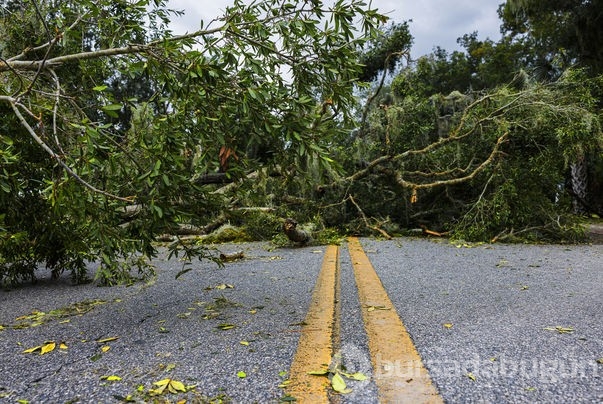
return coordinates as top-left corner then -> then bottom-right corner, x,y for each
0,237 -> 601,403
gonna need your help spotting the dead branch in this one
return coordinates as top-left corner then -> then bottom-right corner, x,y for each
348,194 -> 392,239
419,224 -> 449,237
395,132 -> 508,191
219,251 -> 245,261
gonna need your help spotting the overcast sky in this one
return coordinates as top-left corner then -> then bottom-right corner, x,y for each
167,0 -> 504,57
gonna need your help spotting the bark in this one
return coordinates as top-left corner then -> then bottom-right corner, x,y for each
282,218 -> 311,244
570,155 -> 588,213
219,251 -> 245,261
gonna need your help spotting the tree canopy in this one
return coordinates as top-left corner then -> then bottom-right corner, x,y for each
500,0 -> 603,76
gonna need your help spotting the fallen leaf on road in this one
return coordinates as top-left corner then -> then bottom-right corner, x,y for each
101,375 -> 122,382
240,340 -> 250,346
101,345 -> 110,353
366,305 -> 390,312
465,372 -> 476,381
278,380 -> 291,388
150,378 -> 186,395
13,300 -> 107,329
237,371 -> 247,378
331,372 -> 352,394
443,323 -> 453,329
97,336 -> 119,343
216,323 -> 236,330
90,353 -> 102,362
22,345 -> 42,354
341,371 -> 367,381
543,326 -> 574,334
309,364 -> 365,394
23,341 -> 56,355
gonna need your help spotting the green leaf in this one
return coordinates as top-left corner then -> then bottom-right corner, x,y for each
544,326 -> 574,334
97,336 -> 119,343
90,353 -> 103,362
237,371 -> 247,378
101,103 -> 123,111
341,371 -> 367,381
331,372 -> 351,393
152,204 -> 163,218
175,267 -> 193,279
92,85 -> 108,91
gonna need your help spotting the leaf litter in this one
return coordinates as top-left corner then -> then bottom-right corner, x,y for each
307,350 -> 368,394
11,299 -> 108,329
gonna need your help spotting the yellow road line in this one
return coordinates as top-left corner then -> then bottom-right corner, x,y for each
348,237 -> 443,403
286,245 -> 339,402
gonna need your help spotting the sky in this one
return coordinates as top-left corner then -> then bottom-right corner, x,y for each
167,0 -> 505,58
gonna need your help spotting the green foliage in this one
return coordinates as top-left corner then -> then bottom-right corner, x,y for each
198,225 -> 253,244
357,21 -> 413,82
228,210 -> 283,241
345,68 -> 603,242
500,0 -> 603,75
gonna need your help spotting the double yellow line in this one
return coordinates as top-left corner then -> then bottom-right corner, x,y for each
286,237 -> 443,403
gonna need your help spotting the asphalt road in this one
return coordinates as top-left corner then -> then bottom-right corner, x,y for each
0,238 -> 601,403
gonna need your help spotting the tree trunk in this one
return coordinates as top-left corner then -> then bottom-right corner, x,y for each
570,155 -> 588,213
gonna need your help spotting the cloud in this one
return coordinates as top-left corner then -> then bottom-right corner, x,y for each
166,0 -> 503,56
390,0 -> 502,56
167,0 -> 228,32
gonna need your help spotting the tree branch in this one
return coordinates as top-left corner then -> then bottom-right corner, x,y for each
348,194 -> 392,239
395,132 -> 509,190
8,99 -> 135,202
